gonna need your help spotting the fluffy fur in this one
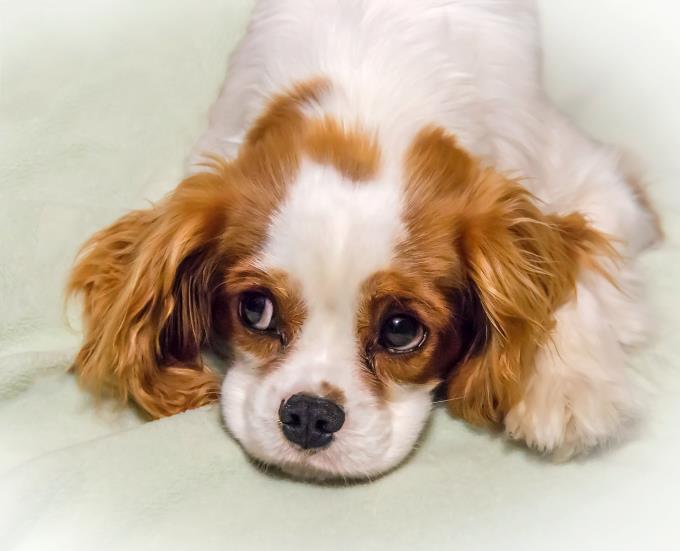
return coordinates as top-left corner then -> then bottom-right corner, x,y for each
68,0 -> 660,479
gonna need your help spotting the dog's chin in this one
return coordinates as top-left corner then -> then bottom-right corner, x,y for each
237,429 -> 426,482
248,448 -> 392,482
275,458 -> 351,482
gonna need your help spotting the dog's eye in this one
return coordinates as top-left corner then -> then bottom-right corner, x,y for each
379,314 -> 427,353
239,292 -> 276,331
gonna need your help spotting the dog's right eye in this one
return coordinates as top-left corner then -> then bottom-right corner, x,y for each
239,292 -> 276,331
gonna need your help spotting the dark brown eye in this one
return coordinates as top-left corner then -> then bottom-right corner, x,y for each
239,292 -> 276,331
379,314 -> 427,353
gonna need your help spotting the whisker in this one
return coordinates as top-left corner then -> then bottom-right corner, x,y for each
431,394 -> 465,405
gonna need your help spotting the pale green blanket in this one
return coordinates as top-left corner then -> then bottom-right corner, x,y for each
1,1 -> 679,549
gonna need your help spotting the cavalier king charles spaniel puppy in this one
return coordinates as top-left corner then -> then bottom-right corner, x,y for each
67,0 -> 661,479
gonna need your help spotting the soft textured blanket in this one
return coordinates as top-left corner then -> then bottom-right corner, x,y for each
1,1 -> 678,549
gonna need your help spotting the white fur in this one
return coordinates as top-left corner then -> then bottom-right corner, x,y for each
193,0 -> 656,476
222,160 -> 433,478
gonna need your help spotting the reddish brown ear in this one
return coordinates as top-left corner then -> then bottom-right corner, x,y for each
67,172 -> 229,417
448,169 -> 612,425
66,79 -> 332,418
405,127 -> 613,426
449,156 -> 616,425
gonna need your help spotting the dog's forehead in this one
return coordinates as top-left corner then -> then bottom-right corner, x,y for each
258,160 -> 405,315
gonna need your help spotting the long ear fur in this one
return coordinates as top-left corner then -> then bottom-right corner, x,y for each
447,164 -> 614,426
67,79 -> 331,418
405,126 -> 613,426
67,173 -> 229,417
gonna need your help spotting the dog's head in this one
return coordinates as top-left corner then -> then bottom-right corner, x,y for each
68,81 -> 608,479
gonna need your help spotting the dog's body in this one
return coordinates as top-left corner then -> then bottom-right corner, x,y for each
69,0 -> 659,478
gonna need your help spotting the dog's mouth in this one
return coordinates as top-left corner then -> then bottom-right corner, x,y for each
233,422 -> 382,482
285,440 -> 333,455
277,458 -> 342,481
242,443 -> 353,482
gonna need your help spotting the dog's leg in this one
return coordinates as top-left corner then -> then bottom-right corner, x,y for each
503,107 -> 659,457
504,267 -> 646,459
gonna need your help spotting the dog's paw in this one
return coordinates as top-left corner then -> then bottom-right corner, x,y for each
504,399 -> 581,461
504,379 -> 636,461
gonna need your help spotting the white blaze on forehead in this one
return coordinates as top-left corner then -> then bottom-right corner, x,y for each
258,160 -> 404,380
260,160 -> 403,314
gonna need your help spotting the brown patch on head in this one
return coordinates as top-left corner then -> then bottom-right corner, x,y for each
68,76 -> 379,418
244,78 -> 330,146
395,126 -> 615,426
304,117 -> 380,181
244,78 -> 379,182
320,381 -> 346,406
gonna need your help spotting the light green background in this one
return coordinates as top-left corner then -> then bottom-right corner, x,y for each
1,1 -> 678,549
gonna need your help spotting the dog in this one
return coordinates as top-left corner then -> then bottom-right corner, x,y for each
67,0 -> 661,479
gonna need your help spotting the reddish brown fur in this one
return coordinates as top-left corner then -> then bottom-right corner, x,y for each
400,126 -> 614,426
220,263 -> 307,363
320,381 -> 347,406
356,270 -> 453,391
68,77 -> 611,428
304,117 -> 380,181
66,173 -> 230,417
245,79 -> 379,182
67,78 -> 381,418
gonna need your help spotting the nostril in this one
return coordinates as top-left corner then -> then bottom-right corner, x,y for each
314,419 -> 328,433
279,404 -> 303,427
312,401 -> 345,435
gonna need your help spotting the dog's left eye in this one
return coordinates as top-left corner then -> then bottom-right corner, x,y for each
379,314 -> 427,353
239,292 -> 276,331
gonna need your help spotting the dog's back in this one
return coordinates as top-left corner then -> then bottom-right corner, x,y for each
191,0 -> 542,175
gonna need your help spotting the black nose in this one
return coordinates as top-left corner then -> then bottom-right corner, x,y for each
278,393 -> 345,450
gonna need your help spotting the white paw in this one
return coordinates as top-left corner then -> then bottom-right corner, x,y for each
504,278 -> 643,461
504,399 -> 583,461
504,374 -> 637,461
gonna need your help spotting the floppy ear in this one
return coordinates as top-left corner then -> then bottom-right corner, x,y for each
404,126 -> 612,426
67,172 -> 229,418
66,79 -> 330,418
446,152 -> 613,426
